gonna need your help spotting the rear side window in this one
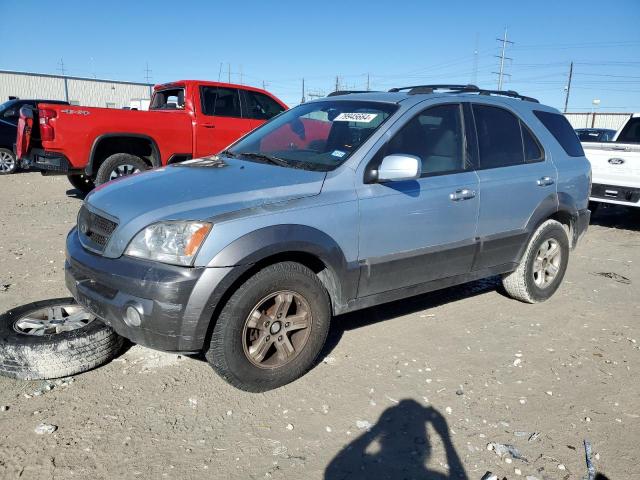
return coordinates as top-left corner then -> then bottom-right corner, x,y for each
521,124 -> 544,163
617,117 -> 640,143
150,88 -> 185,110
534,110 -> 584,157
244,91 -> 285,120
472,105 -> 524,168
200,86 -> 242,118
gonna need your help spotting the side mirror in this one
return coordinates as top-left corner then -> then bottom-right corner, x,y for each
377,154 -> 422,182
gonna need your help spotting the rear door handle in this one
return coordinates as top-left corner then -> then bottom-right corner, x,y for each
537,176 -> 554,187
449,188 -> 476,201
203,124 -> 216,129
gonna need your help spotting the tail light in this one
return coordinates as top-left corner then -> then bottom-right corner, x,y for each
39,108 -> 57,141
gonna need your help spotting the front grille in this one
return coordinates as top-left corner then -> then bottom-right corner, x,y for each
591,183 -> 640,203
77,205 -> 118,253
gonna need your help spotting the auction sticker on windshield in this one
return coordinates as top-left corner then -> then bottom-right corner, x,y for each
333,112 -> 378,123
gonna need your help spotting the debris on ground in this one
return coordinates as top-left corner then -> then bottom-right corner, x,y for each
591,271 -> 631,284
0,405 -> 8,412
487,442 -> 528,462
285,423 -> 294,431
355,420 -> 372,430
34,423 -> 57,435
0,283 -> 10,292
584,439 -> 596,480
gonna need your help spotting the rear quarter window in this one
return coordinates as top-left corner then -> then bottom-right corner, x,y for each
534,110 -> 584,157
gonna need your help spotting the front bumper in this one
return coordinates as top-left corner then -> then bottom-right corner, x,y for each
65,228 -> 248,352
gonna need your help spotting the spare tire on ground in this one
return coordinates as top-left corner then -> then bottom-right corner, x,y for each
0,298 -> 124,380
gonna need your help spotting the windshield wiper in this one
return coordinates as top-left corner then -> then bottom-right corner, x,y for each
237,152 -> 295,168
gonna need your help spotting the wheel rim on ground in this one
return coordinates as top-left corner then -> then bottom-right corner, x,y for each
242,291 -> 313,369
0,151 -> 15,173
109,164 -> 140,180
13,304 -> 95,336
532,238 -> 561,289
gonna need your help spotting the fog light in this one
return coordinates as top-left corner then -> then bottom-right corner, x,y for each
124,305 -> 142,327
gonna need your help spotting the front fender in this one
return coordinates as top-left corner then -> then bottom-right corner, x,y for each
208,224 -> 360,312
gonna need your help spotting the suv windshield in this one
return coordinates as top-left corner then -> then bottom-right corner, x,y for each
226,100 -> 398,171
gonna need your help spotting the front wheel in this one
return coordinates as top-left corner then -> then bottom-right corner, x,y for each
67,173 -> 95,194
95,153 -> 148,186
206,262 -> 331,392
502,219 -> 570,303
0,148 -> 17,175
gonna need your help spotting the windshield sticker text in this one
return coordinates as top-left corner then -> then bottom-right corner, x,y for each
333,113 -> 378,123
331,150 -> 346,158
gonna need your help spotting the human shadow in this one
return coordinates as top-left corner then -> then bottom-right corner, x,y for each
325,400 -> 467,480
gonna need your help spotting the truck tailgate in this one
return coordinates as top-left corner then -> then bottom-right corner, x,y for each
583,143 -> 640,187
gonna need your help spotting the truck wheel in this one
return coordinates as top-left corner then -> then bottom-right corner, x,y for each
95,153 -> 148,186
67,174 -> 95,194
0,298 -> 124,380
206,262 -> 331,392
502,219 -> 569,304
0,148 -> 17,175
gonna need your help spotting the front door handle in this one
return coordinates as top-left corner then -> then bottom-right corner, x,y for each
537,176 -> 554,187
449,188 -> 476,201
202,124 -> 216,129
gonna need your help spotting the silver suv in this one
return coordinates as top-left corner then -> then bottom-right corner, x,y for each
65,85 -> 591,391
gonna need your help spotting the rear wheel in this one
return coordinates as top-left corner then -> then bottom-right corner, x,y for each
206,262 -> 331,392
67,173 -> 95,194
0,148 -> 17,175
502,219 -> 569,303
95,153 -> 148,186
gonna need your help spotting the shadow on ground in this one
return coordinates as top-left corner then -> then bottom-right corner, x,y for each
590,203 -> 640,232
324,400 -> 467,480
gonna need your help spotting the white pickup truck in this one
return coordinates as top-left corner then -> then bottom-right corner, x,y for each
582,113 -> 640,208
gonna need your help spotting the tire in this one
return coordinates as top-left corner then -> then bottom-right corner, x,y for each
206,262 -> 331,392
67,173 -> 95,194
502,219 -> 570,304
0,298 -> 124,380
94,153 -> 148,186
0,147 -> 17,175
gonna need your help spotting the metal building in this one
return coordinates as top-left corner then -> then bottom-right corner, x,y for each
564,112 -> 632,131
0,70 -> 153,109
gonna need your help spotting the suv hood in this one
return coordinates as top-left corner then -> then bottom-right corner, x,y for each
85,157 -> 326,258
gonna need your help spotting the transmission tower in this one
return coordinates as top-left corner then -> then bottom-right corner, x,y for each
492,27 -> 513,90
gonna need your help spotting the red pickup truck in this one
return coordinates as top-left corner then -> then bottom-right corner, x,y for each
17,80 -> 287,192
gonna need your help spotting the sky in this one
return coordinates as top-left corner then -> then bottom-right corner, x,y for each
1,0 -> 639,111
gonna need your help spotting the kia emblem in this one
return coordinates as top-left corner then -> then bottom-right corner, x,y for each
608,158 -> 625,165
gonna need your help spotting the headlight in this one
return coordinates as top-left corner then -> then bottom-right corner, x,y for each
125,221 -> 212,266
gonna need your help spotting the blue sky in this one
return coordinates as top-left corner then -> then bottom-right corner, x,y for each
1,0 -> 639,110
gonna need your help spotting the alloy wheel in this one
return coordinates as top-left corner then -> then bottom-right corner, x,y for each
532,238 -> 561,289
242,291 -> 312,369
109,164 -> 140,180
13,304 -> 95,336
0,151 -> 16,173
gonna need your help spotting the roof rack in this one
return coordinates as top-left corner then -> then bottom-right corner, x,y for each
388,84 -> 539,103
327,90 -> 376,97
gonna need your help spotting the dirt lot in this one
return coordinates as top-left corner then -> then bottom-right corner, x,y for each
0,172 -> 638,480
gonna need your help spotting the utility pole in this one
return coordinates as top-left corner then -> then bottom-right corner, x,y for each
493,27 -> 513,90
144,62 -> 152,83
366,73 -> 370,91
563,61 -> 573,113
301,78 -> 306,103
57,58 -> 66,76
262,80 -> 267,90
228,63 -> 231,83
218,63 -> 223,82
335,76 -> 340,92
472,33 -> 479,85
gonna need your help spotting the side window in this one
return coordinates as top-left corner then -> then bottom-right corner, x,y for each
616,117 -> 640,143
521,122 -> 544,163
386,104 -> 465,176
533,110 -> 585,157
472,104 -> 524,168
150,88 -> 185,110
200,87 -> 242,118
244,91 -> 285,120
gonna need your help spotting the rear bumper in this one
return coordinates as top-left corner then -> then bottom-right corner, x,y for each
573,208 -> 590,247
65,227 -> 250,353
590,183 -> 640,207
21,148 -> 74,173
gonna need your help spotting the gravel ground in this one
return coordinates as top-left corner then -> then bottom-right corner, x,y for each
0,172 -> 638,480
